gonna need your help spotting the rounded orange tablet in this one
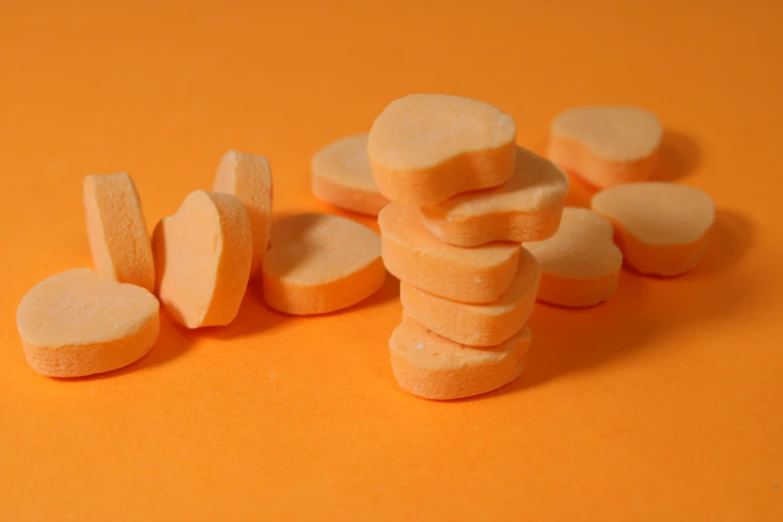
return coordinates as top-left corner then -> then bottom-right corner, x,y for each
591,182 -> 715,277
16,268 -> 160,378
420,146 -> 569,246
525,207 -> 623,307
153,190 -> 252,328
311,133 -> 390,216
212,150 -> 273,280
83,172 -> 155,292
378,203 -> 520,304
261,213 -> 386,315
547,106 -> 662,188
400,247 -> 540,346
368,94 -> 517,206
389,313 -> 532,400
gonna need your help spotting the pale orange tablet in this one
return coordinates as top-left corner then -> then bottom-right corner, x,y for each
83,172 -> 155,292
400,247 -> 540,346
547,106 -> 663,188
261,213 -> 386,315
212,150 -> 273,280
419,146 -> 569,246
378,203 -> 520,304
591,182 -> 715,277
311,133 -> 390,216
525,207 -> 623,307
389,313 -> 532,400
16,268 -> 160,378
153,190 -> 252,328
368,94 -> 516,206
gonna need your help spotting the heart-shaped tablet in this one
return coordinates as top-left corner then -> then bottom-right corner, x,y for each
261,213 -> 386,315
378,202 -> 521,304
83,172 -> 155,292
212,150 -> 273,281
311,133 -> 390,217
400,247 -> 541,347
153,190 -> 252,328
525,207 -> 623,307
420,146 -> 569,246
368,94 -> 517,205
547,106 -> 662,188
389,313 -> 532,400
591,182 -> 715,276
16,268 -> 160,377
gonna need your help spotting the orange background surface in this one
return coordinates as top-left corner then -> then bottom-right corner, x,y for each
1,1 -> 781,520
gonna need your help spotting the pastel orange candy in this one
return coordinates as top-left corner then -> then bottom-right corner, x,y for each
378,203 -> 520,303
547,106 -> 663,188
389,313 -> 532,400
525,207 -> 623,307
368,94 -> 517,206
83,173 -> 155,292
262,213 -> 386,315
311,133 -> 390,216
400,247 -> 540,346
153,190 -> 252,328
591,182 -> 715,277
16,268 -> 160,377
419,147 -> 569,246
212,150 -> 273,280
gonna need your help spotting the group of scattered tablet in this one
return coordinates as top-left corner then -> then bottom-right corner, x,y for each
16,94 -> 714,401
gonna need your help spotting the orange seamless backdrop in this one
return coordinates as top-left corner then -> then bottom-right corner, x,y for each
0,1 -> 781,521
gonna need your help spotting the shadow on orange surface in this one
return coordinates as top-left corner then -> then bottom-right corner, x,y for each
521,271 -> 658,389
564,173 -> 596,207
694,209 -> 755,276
654,130 -> 702,183
203,290 -> 289,340
354,271 -> 400,309
458,207 -> 757,400
651,209 -> 760,323
68,313 -> 196,381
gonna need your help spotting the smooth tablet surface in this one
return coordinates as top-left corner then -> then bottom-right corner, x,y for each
83,172 -> 155,292
400,247 -> 540,346
311,133 -> 390,216
525,207 -> 623,307
212,150 -> 273,280
420,147 -> 569,246
153,190 -> 252,328
548,105 -> 662,188
368,94 -> 516,205
378,203 -> 520,303
262,213 -> 385,315
389,313 -> 532,400
592,182 -> 715,276
16,268 -> 160,377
